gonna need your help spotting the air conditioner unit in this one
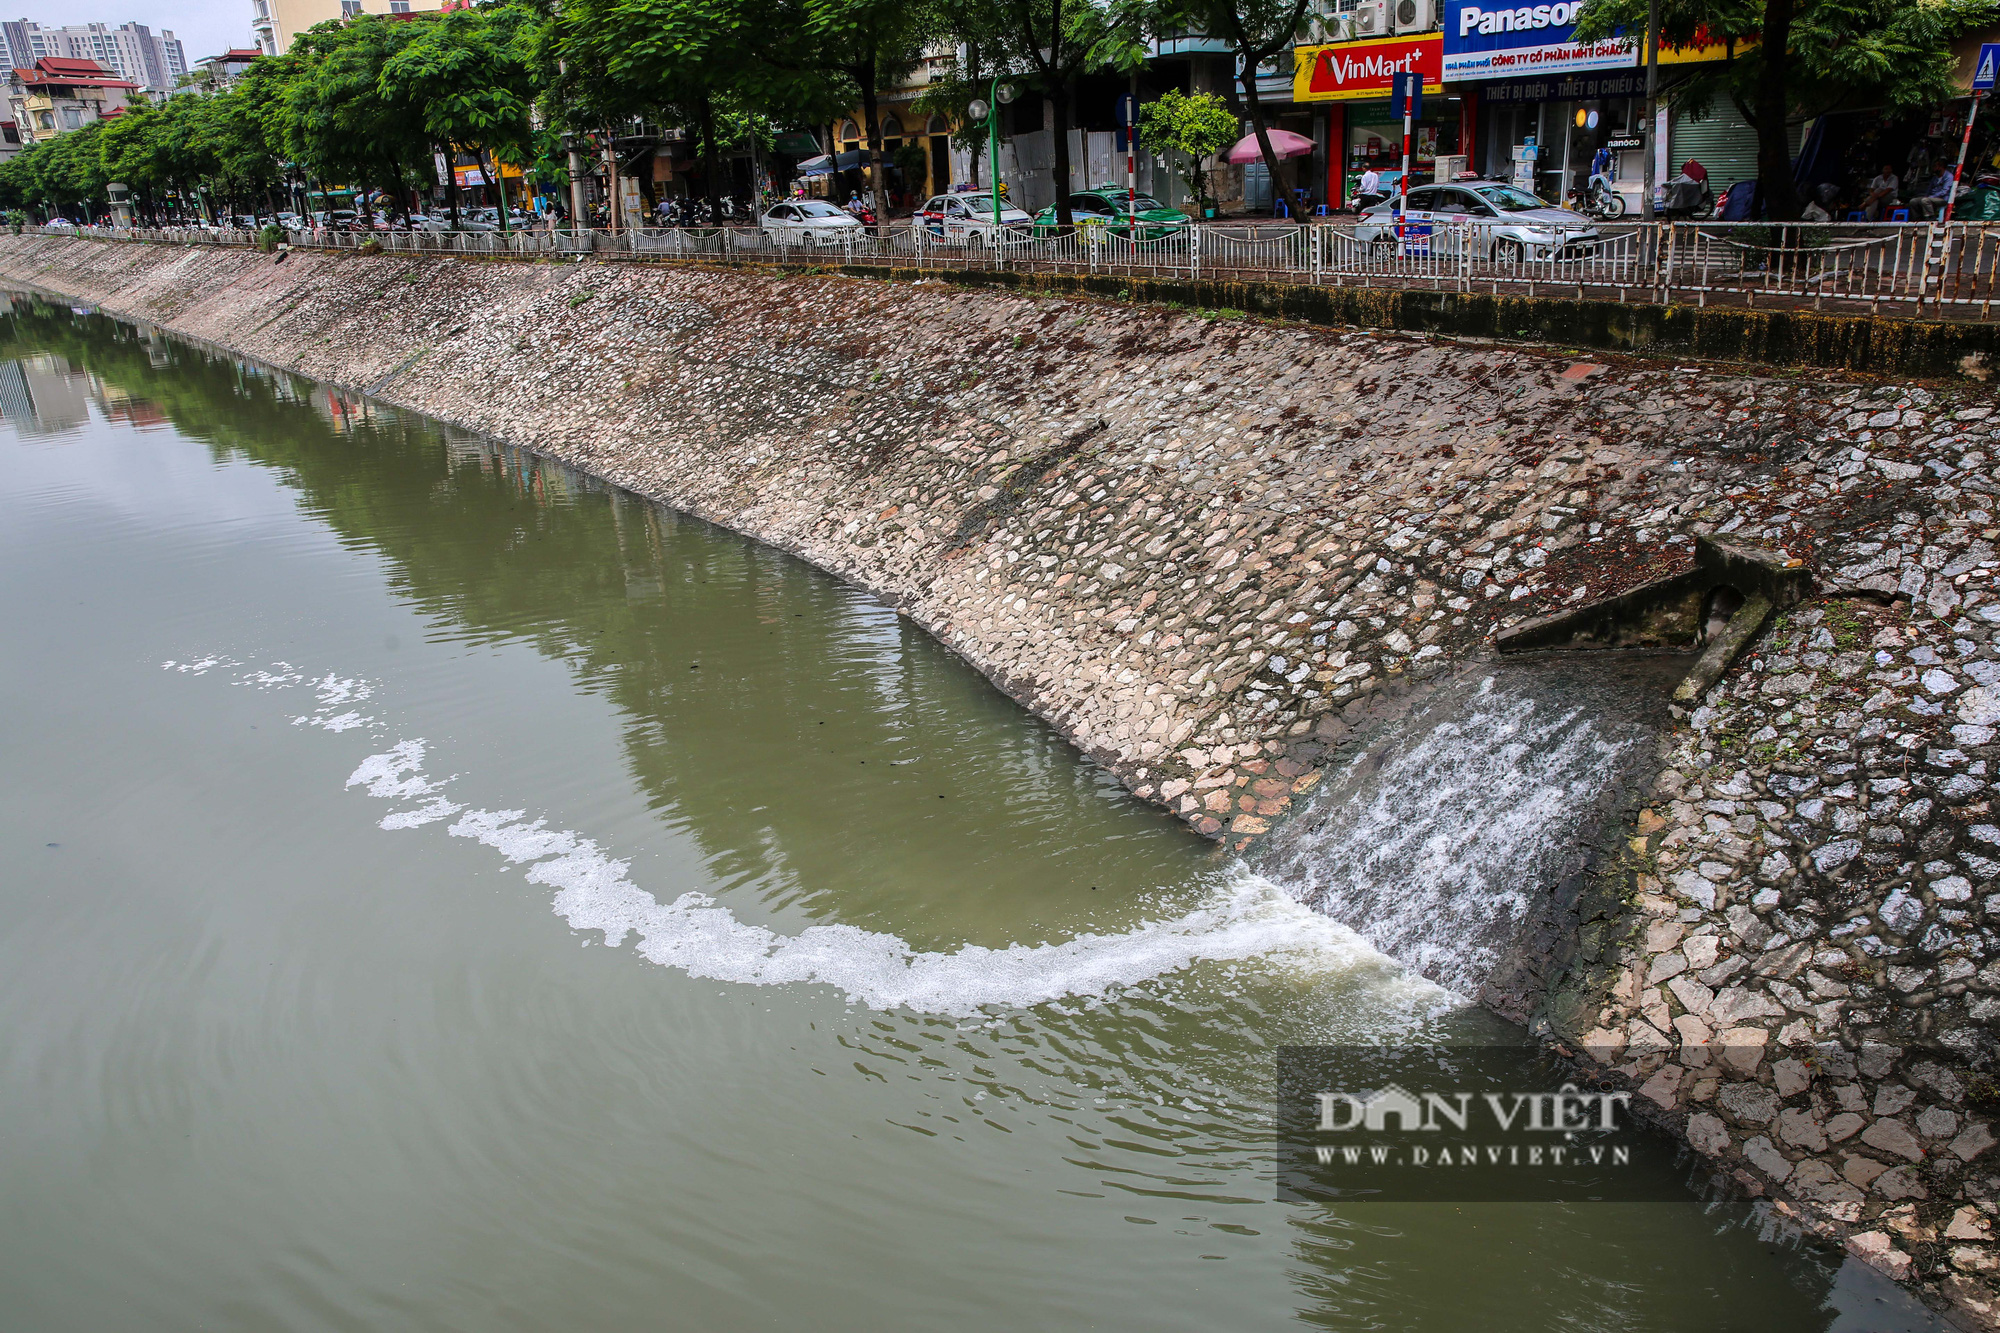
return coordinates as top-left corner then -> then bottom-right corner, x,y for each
1392,0 -> 1437,33
1352,0 -> 1390,38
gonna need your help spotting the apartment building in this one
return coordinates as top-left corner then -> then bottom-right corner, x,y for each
0,21 -> 185,93
251,0 -> 454,57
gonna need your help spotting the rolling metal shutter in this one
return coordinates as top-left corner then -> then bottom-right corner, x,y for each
1670,102 -> 1759,192
1670,101 -> 1808,195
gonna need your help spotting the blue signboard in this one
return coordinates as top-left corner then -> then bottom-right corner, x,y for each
1975,43 -> 1998,91
1441,0 -> 1637,81
1392,71 -> 1422,120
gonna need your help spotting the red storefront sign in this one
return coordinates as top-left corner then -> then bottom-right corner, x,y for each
1293,34 -> 1445,102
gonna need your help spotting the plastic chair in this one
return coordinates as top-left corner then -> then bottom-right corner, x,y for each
1316,204 -> 1331,216
1844,210 -> 1866,221
1888,206 -> 1911,222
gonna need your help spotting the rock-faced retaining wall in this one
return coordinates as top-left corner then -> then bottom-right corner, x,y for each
7,234 -> 2000,1323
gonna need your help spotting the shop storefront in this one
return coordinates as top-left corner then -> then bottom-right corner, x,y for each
1292,34 -> 1466,207
1440,0 -> 1744,204
1475,71 -> 1659,207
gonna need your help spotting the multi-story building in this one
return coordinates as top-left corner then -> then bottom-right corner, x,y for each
251,0 -> 455,57
194,48 -> 264,88
4,56 -> 139,146
0,21 -> 185,93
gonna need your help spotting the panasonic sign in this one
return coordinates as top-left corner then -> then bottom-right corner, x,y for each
1441,0 -> 1636,79
1457,2 -> 1585,36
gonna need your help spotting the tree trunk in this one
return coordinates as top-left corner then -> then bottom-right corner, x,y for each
1754,0 -> 1798,221
860,65 -> 887,232
967,43 -> 982,189
699,92 -> 720,217
481,146 -> 509,232
1050,80 -> 1075,227
1240,56 -> 1288,216
445,144 -> 461,229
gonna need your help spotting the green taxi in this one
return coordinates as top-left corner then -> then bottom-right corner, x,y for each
1031,187 -> 1189,239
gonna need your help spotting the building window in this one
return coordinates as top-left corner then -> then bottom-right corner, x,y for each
389,1 -> 410,11
838,119 -> 859,149
341,0 -> 362,15
61,107 -> 82,128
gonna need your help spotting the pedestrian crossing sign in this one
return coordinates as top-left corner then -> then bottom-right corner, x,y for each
1976,43 -> 1998,91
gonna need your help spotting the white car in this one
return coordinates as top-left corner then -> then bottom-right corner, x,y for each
1354,181 -> 1601,262
914,193 -> 1033,243
760,200 -> 865,245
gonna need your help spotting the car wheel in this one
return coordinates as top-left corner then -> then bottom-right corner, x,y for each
1370,236 -> 1396,260
1493,239 -> 1525,266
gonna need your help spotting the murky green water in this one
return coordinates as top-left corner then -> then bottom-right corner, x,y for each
0,298 -> 1939,1332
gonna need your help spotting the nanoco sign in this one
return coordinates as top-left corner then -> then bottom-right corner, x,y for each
1441,0 -> 1636,79
1292,34 -> 1444,102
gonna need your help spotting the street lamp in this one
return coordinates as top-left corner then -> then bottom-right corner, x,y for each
966,78 -> 1018,236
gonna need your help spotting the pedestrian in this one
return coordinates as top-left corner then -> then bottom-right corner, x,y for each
1357,164 -> 1382,208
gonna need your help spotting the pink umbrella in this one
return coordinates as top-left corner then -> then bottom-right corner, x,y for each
1223,129 -> 1315,165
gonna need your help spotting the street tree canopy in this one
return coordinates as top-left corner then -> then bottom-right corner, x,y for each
1574,0 -> 1999,219
1137,88 -> 1236,209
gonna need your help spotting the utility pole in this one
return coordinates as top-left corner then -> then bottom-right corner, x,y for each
567,136 -> 587,231
1641,0 -> 1658,223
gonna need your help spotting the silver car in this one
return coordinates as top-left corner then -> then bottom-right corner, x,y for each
760,199 -> 865,246
1355,182 -> 1601,262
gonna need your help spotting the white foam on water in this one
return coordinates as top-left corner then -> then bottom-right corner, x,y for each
341,741 -> 1447,1018
165,655 -> 1452,1019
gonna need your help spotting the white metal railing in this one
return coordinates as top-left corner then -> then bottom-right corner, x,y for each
21,218 -> 2000,314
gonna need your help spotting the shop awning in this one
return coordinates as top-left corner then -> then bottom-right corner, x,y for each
774,131 -> 822,156
795,150 -> 867,176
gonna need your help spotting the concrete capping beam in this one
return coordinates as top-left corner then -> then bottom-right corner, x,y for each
1496,535 -> 1811,657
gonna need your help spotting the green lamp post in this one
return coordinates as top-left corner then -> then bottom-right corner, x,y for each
965,77 -> 1018,237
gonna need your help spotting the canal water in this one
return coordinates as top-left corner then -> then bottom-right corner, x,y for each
0,299 -> 1937,1331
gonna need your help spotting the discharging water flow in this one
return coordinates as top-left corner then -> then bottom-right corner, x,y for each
0,297 -> 1941,1332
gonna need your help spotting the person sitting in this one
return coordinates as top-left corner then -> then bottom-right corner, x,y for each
1588,145 -> 1613,207
1863,163 -> 1901,220
1913,167 -> 1958,220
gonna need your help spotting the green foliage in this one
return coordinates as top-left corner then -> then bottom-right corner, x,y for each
1137,89 -> 1235,208
1574,0 -> 1998,216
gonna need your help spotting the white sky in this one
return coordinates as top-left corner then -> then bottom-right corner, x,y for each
10,0 -> 250,65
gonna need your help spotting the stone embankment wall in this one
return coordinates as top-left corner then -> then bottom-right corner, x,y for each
6,234 -> 2000,1323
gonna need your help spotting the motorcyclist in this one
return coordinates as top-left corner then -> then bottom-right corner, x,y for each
1588,145 -> 1613,207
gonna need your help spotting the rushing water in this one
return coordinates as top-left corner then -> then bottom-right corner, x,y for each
0,299 -> 1942,1332
1258,657 -> 1683,1002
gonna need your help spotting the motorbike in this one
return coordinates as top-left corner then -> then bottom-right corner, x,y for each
1564,177 -> 1627,219
1657,174 -> 1715,221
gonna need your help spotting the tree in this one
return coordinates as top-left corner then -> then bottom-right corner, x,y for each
966,0 -> 1150,227
1575,0 -> 1999,220
1157,0 -> 1310,210
270,16 -> 431,223
381,5 -> 538,230
785,0 -> 942,227
1137,88 -> 1236,210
